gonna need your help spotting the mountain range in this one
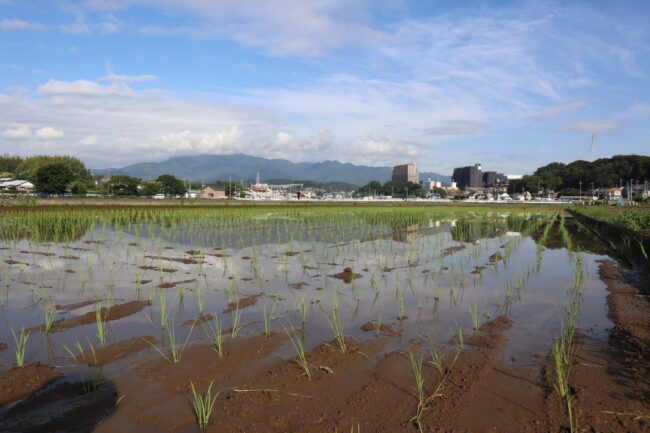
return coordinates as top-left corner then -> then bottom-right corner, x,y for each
92,154 -> 451,186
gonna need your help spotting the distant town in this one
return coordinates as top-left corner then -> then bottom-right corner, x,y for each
1,154 -> 648,204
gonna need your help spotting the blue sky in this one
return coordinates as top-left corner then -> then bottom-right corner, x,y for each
1,0 -> 649,175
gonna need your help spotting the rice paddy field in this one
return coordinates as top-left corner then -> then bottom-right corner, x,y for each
0,204 -> 647,432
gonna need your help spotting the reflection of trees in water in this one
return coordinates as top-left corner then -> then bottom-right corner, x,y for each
392,224 -> 419,244
531,218 -> 608,255
450,214 -> 548,243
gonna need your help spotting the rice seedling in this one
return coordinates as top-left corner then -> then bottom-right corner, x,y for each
189,380 -> 219,432
145,319 -> 194,365
197,285 -> 204,314
409,352 -> 425,412
322,293 -> 346,353
410,335 -> 463,432
43,301 -> 56,333
11,327 -> 30,367
95,305 -> 107,346
283,324 -> 311,380
81,365 -> 104,393
231,302 -> 242,338
469,303 -> 479,330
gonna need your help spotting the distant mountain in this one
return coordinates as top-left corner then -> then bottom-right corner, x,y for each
92,154 -> 451,186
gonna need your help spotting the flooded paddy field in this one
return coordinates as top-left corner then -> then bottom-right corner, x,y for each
0,205 -> 647,432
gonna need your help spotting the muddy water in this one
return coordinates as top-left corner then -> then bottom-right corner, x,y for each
0,212 -> 614,407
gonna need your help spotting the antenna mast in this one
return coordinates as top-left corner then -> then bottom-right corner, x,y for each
590,133 -> 596,162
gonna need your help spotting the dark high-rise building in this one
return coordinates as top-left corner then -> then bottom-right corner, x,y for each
452,164 -> 483,188
483,171 -> 497,187
453,164 -> 505,188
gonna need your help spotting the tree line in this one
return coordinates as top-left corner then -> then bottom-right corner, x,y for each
507,155 -> 650,196
356,180 -> 446,198
0,154 -> 190,196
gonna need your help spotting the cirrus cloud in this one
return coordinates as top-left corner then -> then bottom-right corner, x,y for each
557,121 -> 623,134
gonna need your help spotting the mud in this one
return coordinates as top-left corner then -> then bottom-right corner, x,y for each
596,259 -> 649,362
222,294 -> 261,313
0,363 -> 63,406
0,342 -> 7,351
55,300 -> 99,311
139,265 -> 177,273
470,265 -> 487,274
1,295 -> 648,432
488,251 -> 502,262
144,255 -> 198,265
181,314 -> 214,327
19,250 -> 54,256
71,336 -> 157,366
329,267 -> 362,283
157,278 -> 196,289
441,245 -> 466,257
536,259 -> 650,433
27,300 -> 152,333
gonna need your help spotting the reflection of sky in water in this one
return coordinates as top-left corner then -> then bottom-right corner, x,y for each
0,214 -> 613,373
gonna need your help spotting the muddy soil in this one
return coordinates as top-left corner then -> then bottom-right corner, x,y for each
71,336 -> 157,366
329,267 -> 362,283
55,299 -> 99,312
26,300 -> 151,333
222,294 -> 261,313
1,263 -> 647,432
538,259 -> 649,433
0,363 -> 63,406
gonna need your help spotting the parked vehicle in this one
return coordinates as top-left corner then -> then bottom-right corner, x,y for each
153,193 -> 165,199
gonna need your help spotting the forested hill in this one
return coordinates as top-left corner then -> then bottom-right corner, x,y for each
508,155 -> 650,194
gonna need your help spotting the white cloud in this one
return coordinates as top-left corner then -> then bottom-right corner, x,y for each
557,121 -> 622,134
424,120 -> 488,136
99,73 -> 158,83
37,79 -> 128,96
2,125 -> 31,139
85,0 -> 382,56
157,128 -> 243,153
35,127 -> 65,140
80,134 -> 99,145
58,13 -> 121,34
0,18 -> 46,31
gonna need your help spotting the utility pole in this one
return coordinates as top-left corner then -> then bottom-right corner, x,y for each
579,181 -> 582,202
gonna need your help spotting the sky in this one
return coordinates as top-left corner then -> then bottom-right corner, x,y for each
1,0 -> 649,175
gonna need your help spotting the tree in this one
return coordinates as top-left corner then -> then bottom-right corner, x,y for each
157,174 -> 187,196
17,155 -> 93,185
222,181 -> 243,198
140,180 -> 161,196
34,163 -> 74,194
106,175 -> 140,196
71,182 -> 88,195
0,154 -> 23,176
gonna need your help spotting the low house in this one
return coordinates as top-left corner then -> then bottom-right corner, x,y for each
296,191 -> 315,199
202,184 -> 226,199
603,187 -> 623,200
0,179 -> 34,193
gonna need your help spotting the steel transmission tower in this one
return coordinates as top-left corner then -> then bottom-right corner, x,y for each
590,133 -> 596,162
